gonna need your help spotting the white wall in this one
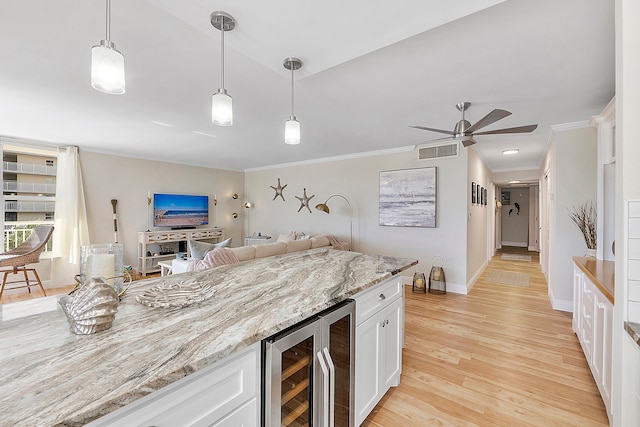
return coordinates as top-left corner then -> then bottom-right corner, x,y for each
244,148 -> 470,293
613,0 -> 640,423
79,151 -> 244,273
466,148 -> 491,286
540,125 -> 597,311
500,187 -> 529,247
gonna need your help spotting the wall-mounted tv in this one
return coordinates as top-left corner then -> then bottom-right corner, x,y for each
153,193 -> 209,228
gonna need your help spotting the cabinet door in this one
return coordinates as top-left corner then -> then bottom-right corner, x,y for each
572,266 -> 583,334
355,312 -> 382,426
382,297 -> 403,390
594,292 -> 613,410
210,398 -> 257,427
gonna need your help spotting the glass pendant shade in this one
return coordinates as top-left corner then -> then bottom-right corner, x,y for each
285,117 -> 301,145
212,89 -> 233,126
91,41 -> 125,94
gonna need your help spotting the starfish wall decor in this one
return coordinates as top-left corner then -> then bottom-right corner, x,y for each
270,178 -> 287,201
295,188 -> 315,213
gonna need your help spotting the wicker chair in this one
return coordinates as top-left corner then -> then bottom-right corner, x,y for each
0,226 -> 54,299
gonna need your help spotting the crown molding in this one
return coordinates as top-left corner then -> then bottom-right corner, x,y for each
550,120 -> 591,132
244,145 -> 414,172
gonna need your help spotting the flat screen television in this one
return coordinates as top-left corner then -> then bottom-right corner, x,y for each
153,193 -> 209,228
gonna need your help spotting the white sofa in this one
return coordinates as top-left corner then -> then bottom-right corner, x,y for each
171,235 -> 333,274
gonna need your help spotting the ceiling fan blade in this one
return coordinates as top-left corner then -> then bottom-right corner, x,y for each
462,137 -> 477,147
409,125 -> 455,135
474,124 -> 538,136
465,109 -> 512,134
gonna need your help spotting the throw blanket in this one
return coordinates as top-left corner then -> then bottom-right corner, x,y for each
325,234 -> 350,251
187,247 -> 240,272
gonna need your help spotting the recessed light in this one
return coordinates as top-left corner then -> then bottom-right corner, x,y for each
192,131 -> 217,138
151,120 -> 172,127
508,180 -> 521,184
502,149 -> 519,155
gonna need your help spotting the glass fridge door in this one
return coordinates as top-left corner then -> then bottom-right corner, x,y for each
320,300 -> 355,427
264,320 -> 322,427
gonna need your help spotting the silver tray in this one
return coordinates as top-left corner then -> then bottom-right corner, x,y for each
135,280 -> 217,308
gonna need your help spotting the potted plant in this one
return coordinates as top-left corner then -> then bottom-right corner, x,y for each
568,201 -> 597,257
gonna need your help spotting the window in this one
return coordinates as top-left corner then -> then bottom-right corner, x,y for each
1,142 -> 57,253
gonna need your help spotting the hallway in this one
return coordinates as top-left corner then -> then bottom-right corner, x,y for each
363,248 -> 609,426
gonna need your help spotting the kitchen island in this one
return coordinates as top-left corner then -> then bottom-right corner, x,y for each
0,248 -> 416,426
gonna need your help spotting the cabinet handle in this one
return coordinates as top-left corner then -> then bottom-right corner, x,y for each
386,319 -> 389,325
317,351 -> 330,427
323,347 -> 335,427
379,293 -> 386,301
597,302 -> 605,309
381,321 -> 385,328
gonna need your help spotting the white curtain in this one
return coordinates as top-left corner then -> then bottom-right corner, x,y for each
51,146 -> 90,286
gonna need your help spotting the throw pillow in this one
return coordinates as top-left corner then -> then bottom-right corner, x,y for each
188,237 -> 232,260
276,231 -> 297,243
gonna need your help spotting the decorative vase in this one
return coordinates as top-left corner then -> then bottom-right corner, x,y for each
585,248 -> 597,258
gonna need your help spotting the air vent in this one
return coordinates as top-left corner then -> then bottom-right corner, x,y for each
418,142 -> 459,160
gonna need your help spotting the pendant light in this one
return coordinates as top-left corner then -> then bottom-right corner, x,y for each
283,57 -> 302,145
210,11 -> 236,126
91,0 -> 125,94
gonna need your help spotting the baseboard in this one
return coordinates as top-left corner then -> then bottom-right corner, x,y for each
502,241 -> 528,247
548,287 -> 573,312
552,298 -> 573,312
527,246 -> 539,251
402,278 -> 466,295
467,260 -> 488,293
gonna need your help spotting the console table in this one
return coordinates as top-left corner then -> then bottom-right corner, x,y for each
137,228 -> 224,276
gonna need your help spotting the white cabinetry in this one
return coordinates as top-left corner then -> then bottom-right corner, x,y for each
354,276 -> 403,426
137,228 -> 224,276
88,343 -> 260,427
572,263 -> 613,422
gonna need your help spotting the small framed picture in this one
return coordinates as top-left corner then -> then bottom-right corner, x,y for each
471,182 -> 476,204
501,190 -> 511,206
483,188 -> 488,205
476,185 -> 481,205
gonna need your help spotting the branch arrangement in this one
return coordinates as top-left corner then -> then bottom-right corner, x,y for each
568,201 -> 597,249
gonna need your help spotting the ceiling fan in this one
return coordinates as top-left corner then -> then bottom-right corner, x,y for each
410,102 -> 538,147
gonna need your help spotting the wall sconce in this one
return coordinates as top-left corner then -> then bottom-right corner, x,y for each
231,193 -> 250,218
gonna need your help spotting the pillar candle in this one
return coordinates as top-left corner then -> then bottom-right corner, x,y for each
88,253 -> 115,283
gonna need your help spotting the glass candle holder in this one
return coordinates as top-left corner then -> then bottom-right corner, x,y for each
80,243 -> 124,295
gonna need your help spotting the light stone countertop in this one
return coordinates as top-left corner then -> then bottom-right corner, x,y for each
0,248 -> 416,426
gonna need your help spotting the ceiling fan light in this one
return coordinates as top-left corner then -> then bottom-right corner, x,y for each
285,117 -> 300,145
212,89 -> 233,126
91,41 -> 125,94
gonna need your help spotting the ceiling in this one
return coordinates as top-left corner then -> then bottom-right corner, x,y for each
0,0 -> 614,177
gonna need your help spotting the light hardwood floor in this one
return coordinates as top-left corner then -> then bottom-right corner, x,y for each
363,247 -> 609,427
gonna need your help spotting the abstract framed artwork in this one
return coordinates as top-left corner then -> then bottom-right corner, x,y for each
471,182 -> 477,204
379,167 -> 436,228
483,188 -> 488,206
477,185 -> 481,206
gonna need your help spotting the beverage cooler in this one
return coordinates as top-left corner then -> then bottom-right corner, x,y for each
262,299 -> 355,427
